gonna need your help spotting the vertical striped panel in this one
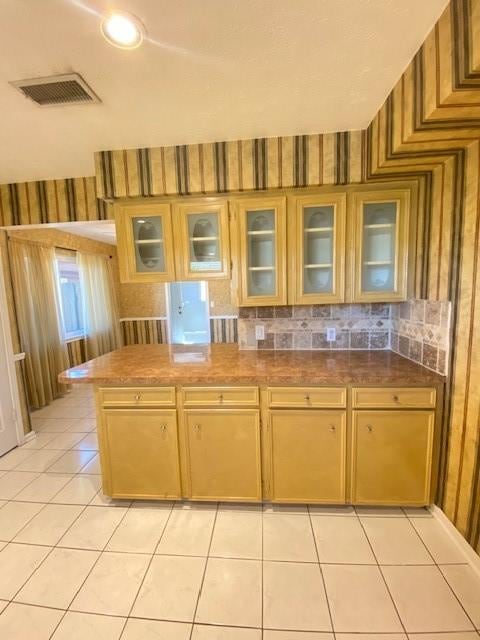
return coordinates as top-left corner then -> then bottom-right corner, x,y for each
209,317 -> 238,343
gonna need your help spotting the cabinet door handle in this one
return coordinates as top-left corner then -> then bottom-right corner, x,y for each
329,424 -> 336,432
134,394 -> 141,401
366,424 -> 373,432
193,424 -> 201,432
160,424 -> 167,432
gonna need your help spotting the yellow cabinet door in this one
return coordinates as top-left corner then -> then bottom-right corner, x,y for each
100,409 -> 181,499
268,410 -> 346,503
172,199 -> 230,279
351,189 -> 410,302
352,410 -> 434,505
184,409 -> 262,501
114,202 -> 176,283
289,192 -> 346,304
233,196 -> 287,306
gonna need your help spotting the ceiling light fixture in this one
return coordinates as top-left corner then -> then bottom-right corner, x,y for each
101,11 -> 145,49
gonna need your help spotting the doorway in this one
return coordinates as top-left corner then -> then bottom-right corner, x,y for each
166,281 -> 211,344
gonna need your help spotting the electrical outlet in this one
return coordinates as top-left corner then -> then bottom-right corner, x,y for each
255,325 -> 265,340
326,327 -> 336,342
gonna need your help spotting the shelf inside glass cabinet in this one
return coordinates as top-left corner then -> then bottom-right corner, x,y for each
132,216 -> 166,273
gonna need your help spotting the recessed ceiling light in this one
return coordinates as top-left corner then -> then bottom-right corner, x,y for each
101,11 -> 145,49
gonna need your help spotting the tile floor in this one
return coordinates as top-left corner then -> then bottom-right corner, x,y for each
0,385 -> 479,639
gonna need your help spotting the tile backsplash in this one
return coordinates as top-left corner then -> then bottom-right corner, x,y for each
238,304 -> 392,351
390,299 -> 450,375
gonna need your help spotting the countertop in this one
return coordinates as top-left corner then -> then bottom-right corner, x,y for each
58,344 -> 445,386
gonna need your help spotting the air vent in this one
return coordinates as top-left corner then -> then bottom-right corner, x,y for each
10,73 -> 100,107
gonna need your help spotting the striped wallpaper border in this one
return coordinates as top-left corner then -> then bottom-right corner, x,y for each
119,317 -> 238,345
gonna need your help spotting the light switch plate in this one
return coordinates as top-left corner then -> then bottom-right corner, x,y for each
255,325 -> 265,340
326,327 -> 336,342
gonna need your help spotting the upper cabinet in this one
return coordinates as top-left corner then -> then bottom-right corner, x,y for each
233,196 -> 287,306
173,200 -> 230,280
115,202 -> 176,283
352,189 -> 410,302
289,193 -> 346,304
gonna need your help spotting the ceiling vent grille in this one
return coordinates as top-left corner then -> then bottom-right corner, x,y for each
10,73 -> 100,107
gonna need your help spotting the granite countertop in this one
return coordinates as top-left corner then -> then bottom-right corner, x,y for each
58,344 -> 445,386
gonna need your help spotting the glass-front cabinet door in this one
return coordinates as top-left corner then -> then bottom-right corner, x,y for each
291,193 -> 346,304
114,202 -> 176,283
352,190 -> 410,302
235,196 -> 287,306
173,200 -> 230,279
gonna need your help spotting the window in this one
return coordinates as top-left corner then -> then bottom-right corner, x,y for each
55,251 -> 85,341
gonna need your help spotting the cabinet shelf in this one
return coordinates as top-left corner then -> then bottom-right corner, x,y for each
135,239 -> 164,245
304,263 -> 333,269
364,223 -> 395,229
247,230 -> 274,236
189,236 -> 219,242
304,227 -> 334,233
363,261 -> 393,266
248,266 -> 275,271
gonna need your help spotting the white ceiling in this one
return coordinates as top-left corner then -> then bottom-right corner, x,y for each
52,221 -> 117,244
0,0 -> 448,184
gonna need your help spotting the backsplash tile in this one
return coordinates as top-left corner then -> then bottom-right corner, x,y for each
390,299 -> 450,375
238,303 -> 392,352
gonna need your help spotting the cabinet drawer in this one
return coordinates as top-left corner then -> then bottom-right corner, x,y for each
182,386 -> 259,407
98,387 -> 176,407
267,387 -> 346,408
352,387 -> 436,409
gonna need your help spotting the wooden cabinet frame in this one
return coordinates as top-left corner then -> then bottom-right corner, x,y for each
115,202 -> 176,283
172,199 -> 230,280
288,192 -> 347,304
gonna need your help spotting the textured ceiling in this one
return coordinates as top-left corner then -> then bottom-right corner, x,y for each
0,0 -> 448,183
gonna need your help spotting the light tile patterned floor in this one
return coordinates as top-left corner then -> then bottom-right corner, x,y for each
0,386 -> 479,639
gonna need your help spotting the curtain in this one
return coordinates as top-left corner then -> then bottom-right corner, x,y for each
79,252 -> 121,360
9,239 -> 69,409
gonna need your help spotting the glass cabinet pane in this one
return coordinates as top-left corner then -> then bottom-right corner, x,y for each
303,205 -> 334,294
247,209 -> 276,296
361,202 -> 397,292
132,216 -> 165,273
187,212 -> 221,272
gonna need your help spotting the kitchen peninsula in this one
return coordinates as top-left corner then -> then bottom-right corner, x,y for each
60,344 -> 444,508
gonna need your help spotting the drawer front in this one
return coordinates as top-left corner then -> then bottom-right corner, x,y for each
267,387 -> 346,408
98,387 -> 176,407
352,387 -> 436,409
182,386 -> 259,407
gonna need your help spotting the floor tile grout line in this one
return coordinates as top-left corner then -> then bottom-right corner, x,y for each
355,511 -> 409,635
119,501 -> 176,639
403,511 -> 479,631
307,503 -> 335,635
190,503 -> 219,637
47,493 -> 134,638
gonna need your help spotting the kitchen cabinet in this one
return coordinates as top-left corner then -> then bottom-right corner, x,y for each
173,199 -> 230,279
183,409 -> 262,501
99,409 -> 181,499
352,409 -> 435,505
289,192 -> 346,304
351,189 -> 410,302
233,196 -> 287,306
268,410 -> 346,503
115,202 -> 175,283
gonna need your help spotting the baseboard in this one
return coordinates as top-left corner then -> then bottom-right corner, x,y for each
429,504 -> 480,578
20,430 -> 36,445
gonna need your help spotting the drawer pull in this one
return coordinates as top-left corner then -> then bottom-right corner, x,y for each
329,424 -> 336,432
218,394 -> 224,402
134,394 -> 142,401
393,394 -> 400,402
304,394 -> 310,401
366,424 -> 373,432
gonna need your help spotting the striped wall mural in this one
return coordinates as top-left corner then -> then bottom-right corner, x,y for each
94,131 -> 365,199
120,317 -> 238,346
0,176 -> 108,227
364,0 -> 480,552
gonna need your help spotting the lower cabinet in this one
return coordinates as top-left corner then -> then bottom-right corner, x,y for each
352,410 -> 435,505
268,410 -> 347,503
184,409 -> 262,501
100,409 -> 181,499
